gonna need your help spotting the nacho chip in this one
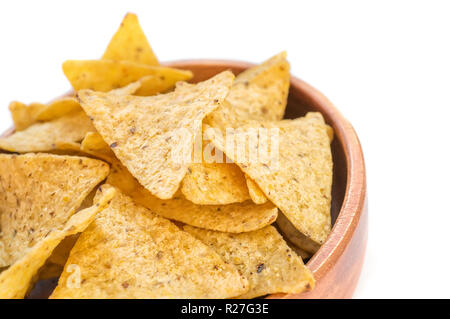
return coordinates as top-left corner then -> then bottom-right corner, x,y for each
62,59 -> 192,94
183,53 -> 289,205
35,97 -> 82,122
0,154 -> 109,267
206,51 -> 290,129
78,71 -> 234,199
106,158 -> 278,233
206,113 -> 333,245
9,101 -> 45,131
184,225 -> 314,299
181,139 -> 250,204
182,162 -> 250,205
50,185 -> 248,299
102,13 -> 159,66
0,111 -> 95,153
80,132 -> 116,162
245,175 -> 268,204
0,187 -> 115,299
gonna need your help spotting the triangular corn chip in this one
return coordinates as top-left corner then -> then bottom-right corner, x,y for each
184,225 -> 314,298
8,80 -> 143,133
0,187 -> 115,299
78,71 -> 234,199
206,113 -> 333,245
181,161 -> 250,205
102,13 -> 159,66
183,53 -> 289,205
9,101 -> 45,131
0,111 -> 95,153
73,130 -> 277,232
62,59 -> 192,94
50,185 -> 248,299
0,154 -> 109,267
106,156 -> 278,233
35,97 -> 81,122
181,139 -> 250,204
206,51 -> 290,129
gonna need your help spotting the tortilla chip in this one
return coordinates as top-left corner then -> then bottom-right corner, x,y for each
181,162 -> 250,205
102,13 -> 159,66
62,59 -> 192,94
0,154 -> 109,267
206,51 -> 290,129
106,158 -> 278,233
184,225 -> 314,299
9,101 -> 45,131
50,185 -> 248,299
37,188 -> 97,281
183,53 -> 289,205
35,97 -> 82,122
78,71 -> 234,199
181,139 -> 250,204
79,132 -> 116,162
245,175 -> 268,204
0,111 -> 95,153
0,187 -> 115,299
206,113 -> 333,245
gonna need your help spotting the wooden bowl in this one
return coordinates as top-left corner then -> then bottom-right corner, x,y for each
1,60 -> 368,299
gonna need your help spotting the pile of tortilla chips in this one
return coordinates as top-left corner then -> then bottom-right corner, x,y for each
0,13 -> 333,299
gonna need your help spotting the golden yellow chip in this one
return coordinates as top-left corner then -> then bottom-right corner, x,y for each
0,187 -> 115,299
62,59 -> 192,94
206,113 -> 333,245
102,13 -> 159,66
183,53 -> 289,205
37,188 -> 97,281
50,185 -> 248,299
0,111 -> 95,153
0,153 -> 109,267
9,101 -> 45,131
181,139 -> 250,205
79,132 -> 116,162
184,225 -> 314,298
206,51 -> 290,129
35,97 -> 81,122
78,71 -> 234,199
106,158 -> 278,233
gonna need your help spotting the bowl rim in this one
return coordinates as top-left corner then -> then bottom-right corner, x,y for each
1,59 -> 367,299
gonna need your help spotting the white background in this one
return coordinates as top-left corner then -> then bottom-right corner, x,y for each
1,1 -> 449,298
